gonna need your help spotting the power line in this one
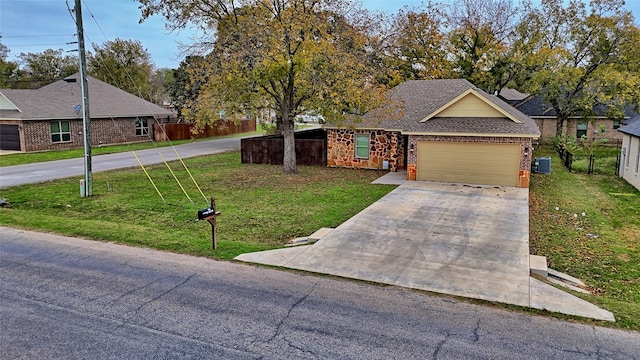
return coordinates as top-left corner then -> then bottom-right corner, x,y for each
1,34 -> 76,38
4,43 -> 73,47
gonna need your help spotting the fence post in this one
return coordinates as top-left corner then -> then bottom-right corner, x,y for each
588,155 -> 595,175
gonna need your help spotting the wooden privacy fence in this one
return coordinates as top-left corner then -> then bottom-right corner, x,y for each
241,129 -> 327,166
153,120 -> 256,141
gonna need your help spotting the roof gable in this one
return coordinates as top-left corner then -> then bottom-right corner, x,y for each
421,89 -> 521,123
0,92 -> 21,112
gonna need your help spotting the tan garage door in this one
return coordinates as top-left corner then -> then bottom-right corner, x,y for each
417,142 -> 520,187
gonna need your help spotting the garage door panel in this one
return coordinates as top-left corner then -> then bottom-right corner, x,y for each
0,124 -> 21,151
417,142 -> 520,187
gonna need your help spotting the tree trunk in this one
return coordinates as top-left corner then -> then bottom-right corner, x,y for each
282,119 -> 297,174
556,117 -> 565,138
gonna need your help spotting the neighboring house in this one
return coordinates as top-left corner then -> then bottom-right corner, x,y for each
502,93 -> 636,143
323,79 -> 540,188
0,73 -> 174,152
619,115 -> 640,191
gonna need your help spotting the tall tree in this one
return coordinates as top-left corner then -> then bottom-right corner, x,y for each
448,0 -> 520,93
139,0 -> 387,174
166,55 -> 208,121
0,38 -> 20,88
149,67 -> 173,105
381,3 -> 452,86
16,48 -> 78,88
88,38 -> 154,99
516,0 -> 639,136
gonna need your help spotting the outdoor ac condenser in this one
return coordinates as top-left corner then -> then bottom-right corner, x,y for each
534,157 -> 551,174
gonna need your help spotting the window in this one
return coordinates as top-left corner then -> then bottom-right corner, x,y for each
613,120 -> 620,129
636,139 -> 640,173
355,134 -> 369,159
51,120 -> 71,143
626,145 -> 630,168
576,122 -> 588,138
135,117 -> 149,136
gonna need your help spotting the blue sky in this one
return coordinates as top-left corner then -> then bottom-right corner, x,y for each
1,0 -> 639,69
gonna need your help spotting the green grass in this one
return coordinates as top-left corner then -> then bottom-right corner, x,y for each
0,152 -> 394,260
570,155 -> 620,175
530,145 -> 640,330
0,131 -> 261,167
562,144 -> 622,175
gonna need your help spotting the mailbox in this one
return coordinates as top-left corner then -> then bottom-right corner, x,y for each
198,207 -> 216,220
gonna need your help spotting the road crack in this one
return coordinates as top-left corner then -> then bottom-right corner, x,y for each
126,273 -> 196,316
265,279 -> 320,359
432,331 -> 451,360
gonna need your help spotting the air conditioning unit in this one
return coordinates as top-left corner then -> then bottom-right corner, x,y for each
534,157 -> 551,174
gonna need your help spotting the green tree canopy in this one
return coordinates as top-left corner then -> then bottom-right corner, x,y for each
0,38 -> 20,88
139,0 -> 388,174
88,38 -> 154,99
166,55 -> 208,121
448,0 -> 521,93
515,0 -> 639,136
379,3 -> 452,86
16,48 -> 78,88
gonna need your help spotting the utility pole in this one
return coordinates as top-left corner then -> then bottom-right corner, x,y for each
75,0 -> 92,197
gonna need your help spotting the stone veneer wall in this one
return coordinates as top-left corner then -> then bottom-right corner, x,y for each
326,129 -> 404,171
405,135 -> 533,188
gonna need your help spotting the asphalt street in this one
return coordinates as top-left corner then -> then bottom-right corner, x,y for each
0,137 -> 242,188
1,227 -> 639,360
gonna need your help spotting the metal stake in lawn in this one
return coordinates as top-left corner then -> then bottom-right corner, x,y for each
197,197 -> 221,249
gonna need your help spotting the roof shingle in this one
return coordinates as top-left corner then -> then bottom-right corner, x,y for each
327,79 -> 540,137
0,73 -> 173,120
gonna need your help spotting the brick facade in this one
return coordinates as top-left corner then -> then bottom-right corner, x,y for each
535,118 -> 624,144
20,117 -> 155,152
326,129 -> 405,171
406,135 -> 534,188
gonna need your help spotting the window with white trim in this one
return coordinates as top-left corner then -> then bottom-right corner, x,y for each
355,134 -> 369,159
50,120 -> 71,143
135,117 -> 149,136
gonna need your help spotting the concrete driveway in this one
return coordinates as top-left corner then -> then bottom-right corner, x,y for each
236,180 -> 613,321
239,181 -> 530,305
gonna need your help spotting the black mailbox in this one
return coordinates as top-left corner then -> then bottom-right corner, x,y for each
198,207 -> 216,220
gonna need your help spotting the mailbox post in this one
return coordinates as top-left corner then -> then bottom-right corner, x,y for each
198,197 -> 221,249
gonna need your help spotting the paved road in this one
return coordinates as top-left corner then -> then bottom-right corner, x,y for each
0,137 -> 242,188
1,227 -> 639,359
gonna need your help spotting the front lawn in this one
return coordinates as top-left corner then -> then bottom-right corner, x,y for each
0,152 -> 394,260
530,145 -> 640,330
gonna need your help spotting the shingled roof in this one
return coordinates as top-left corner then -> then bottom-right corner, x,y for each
326,79 -> 540,138
513,94 -> 637,119
619,115 -> 640,137
0,73 -> 173,121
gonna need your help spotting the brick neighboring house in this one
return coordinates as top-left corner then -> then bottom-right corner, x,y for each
500,92 -> 637,144
0,73 -> 175,152
323,79 -> 540,188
